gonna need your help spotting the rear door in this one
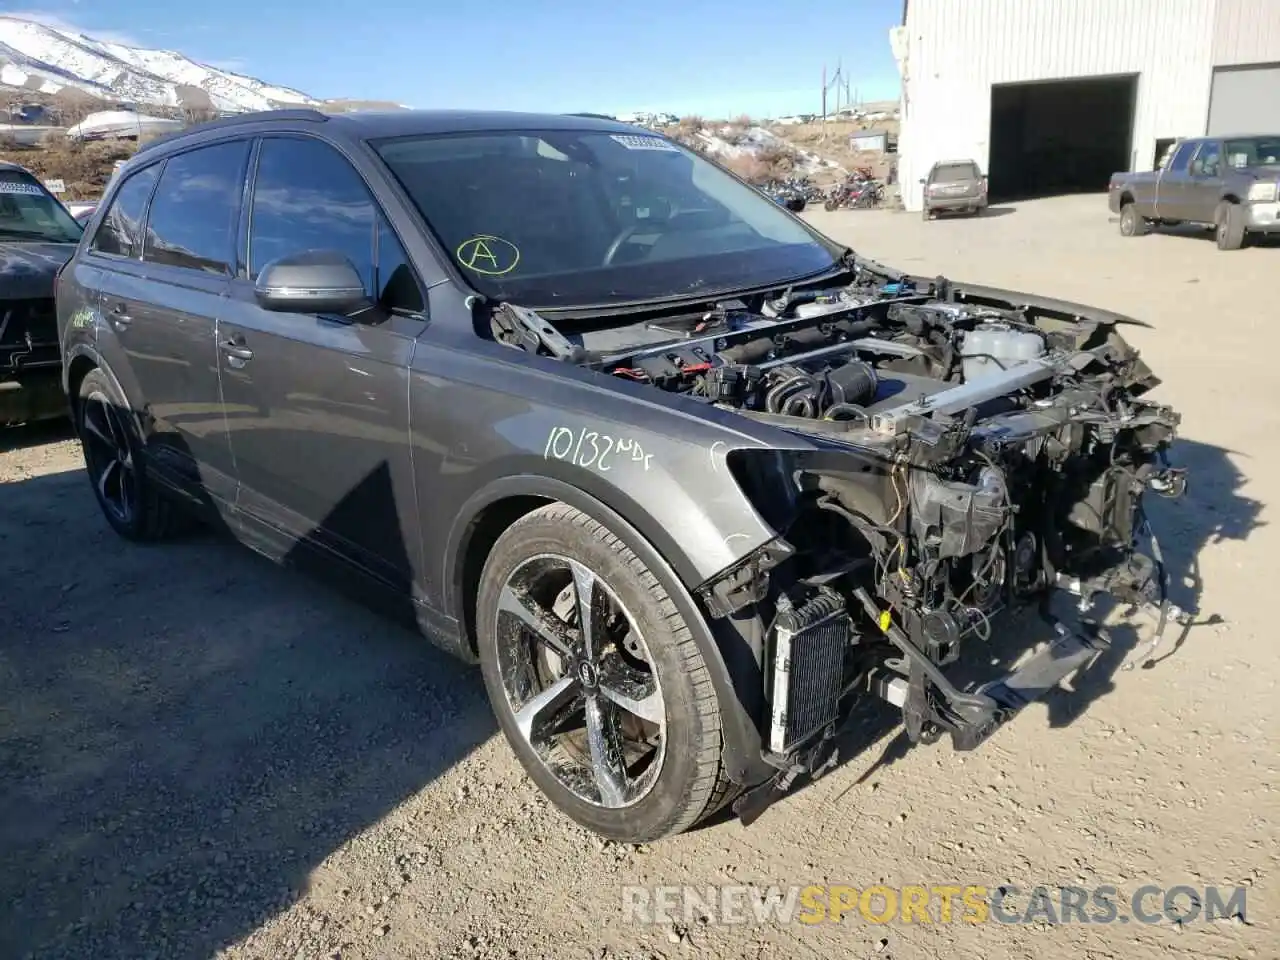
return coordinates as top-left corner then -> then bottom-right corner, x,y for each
92,139 -> 250,502
1153,141 -> 1197,221
216,135 -> 427,590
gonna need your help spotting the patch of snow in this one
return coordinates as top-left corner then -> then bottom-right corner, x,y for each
691,125 -> 842,176
65,110 -> 183,141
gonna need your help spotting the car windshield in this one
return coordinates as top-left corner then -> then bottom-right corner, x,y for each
1223,136 -> 1280,169
0,171 -> 83,243
371,129 -> 838,308
932,163 -> 977,183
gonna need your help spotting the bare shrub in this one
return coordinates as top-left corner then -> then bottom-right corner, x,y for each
0,138 -> 139,199
722,154 -> 772,185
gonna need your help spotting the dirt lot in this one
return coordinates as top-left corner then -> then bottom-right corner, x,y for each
2,195 -> 1276,960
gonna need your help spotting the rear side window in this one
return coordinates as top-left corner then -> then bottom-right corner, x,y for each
1167,142 -> 1196,174
92,165 -> 159,257
249,137 -> 423,313
144,140 -> 250,274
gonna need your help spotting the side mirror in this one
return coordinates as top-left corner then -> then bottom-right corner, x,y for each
918,177 -> 927,184
254,250 -> 371,316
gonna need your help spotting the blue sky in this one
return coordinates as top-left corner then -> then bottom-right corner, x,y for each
3,0 -> 903,117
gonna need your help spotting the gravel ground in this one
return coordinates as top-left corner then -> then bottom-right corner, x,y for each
2,195 -> 1276,960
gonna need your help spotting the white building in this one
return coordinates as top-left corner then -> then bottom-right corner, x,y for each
893,0 -> 1280,211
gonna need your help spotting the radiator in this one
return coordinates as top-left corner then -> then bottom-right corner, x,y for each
768,590 -> 851,754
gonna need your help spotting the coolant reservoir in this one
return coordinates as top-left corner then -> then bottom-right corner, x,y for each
961,322 -> 1045,382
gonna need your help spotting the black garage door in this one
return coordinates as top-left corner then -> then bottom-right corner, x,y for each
1208,64 -> 1280,136
988,75 -> 1137,202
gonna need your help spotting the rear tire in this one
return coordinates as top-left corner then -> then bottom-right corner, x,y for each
823,197 -> 838,212
1215,201 -> 1246,250
76,368 -> 188,542
475,502 -> 731,842
1119,202 -> 1147,237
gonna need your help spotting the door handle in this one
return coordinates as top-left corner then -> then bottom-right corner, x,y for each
108,301 -> 131,327
219,339 -> 254,362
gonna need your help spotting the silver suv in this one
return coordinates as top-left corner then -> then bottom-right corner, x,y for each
920,159 -> 988,220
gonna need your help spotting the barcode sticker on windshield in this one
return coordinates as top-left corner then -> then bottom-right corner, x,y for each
610,134 -> 678,152
0,181 -> 45,196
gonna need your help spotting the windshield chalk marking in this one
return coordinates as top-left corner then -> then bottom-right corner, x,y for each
456,235 -> 520,276
545,426 -> 650,473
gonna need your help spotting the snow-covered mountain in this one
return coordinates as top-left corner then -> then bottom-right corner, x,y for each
0,16 -> 317,112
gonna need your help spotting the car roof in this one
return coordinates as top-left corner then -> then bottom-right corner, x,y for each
0,160 -> 33,174
1181,134 -> 1280,142
135,107 -> 650,158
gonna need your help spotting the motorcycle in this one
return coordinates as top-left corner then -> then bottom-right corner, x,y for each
822,174 -> 885,211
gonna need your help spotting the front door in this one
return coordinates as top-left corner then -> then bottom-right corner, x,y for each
1185,140 -> 1224,224
217,135 -> 428,592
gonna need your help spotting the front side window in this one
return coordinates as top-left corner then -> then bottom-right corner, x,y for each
92,164 -> 159,257
1190,142 -> 1221,177
143,140 -> 250,274
248,137 -> 423,313
371,129 -> 837,308
0,170 -> 83,244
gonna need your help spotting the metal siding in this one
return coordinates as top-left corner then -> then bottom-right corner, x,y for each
1207,66 -> 1280,133
897,0 -> 1216,210
1213,0 -> 1280,66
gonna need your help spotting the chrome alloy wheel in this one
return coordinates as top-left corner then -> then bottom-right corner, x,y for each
494,553 -> 666,808
80,390 -> 137,525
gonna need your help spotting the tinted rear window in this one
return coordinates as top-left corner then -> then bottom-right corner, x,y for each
933,163 -> 979,182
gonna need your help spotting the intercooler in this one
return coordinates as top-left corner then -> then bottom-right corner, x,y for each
767,590 -> 851,754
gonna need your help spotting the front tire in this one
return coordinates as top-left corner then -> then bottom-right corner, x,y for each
76,368 -> 186,541
1216,201 -> 1246,250
475,502 -> 730,842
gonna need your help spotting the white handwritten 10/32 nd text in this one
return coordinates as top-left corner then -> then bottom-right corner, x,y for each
544,425 -> 652,472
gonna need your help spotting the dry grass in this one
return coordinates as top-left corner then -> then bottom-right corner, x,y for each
0,138 -> 139,200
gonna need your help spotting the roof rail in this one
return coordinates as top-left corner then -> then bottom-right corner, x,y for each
134,107 -> 329,155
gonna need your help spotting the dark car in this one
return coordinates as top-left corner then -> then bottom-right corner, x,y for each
0,161 -> 83,425
56,109 -> 1187,842
1108,134 -> 1280,250
920,159 -> 988,219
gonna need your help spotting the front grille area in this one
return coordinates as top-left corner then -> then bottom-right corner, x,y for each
768,590 -> 851,754
0,298 -> 59,372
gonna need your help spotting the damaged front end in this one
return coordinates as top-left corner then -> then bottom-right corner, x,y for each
490,263 -> 1190,825
641,275 -> 1188,823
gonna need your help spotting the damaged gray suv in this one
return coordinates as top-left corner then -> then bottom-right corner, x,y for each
57,109 -> 1188,842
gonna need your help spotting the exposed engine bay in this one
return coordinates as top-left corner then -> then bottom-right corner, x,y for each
487,258 -> 1190,823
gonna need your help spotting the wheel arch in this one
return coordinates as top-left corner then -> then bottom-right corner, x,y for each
63,346 -> 138,433
446,475 -> 771,787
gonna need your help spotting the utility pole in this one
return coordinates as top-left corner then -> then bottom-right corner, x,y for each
821,63 -> 827,140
